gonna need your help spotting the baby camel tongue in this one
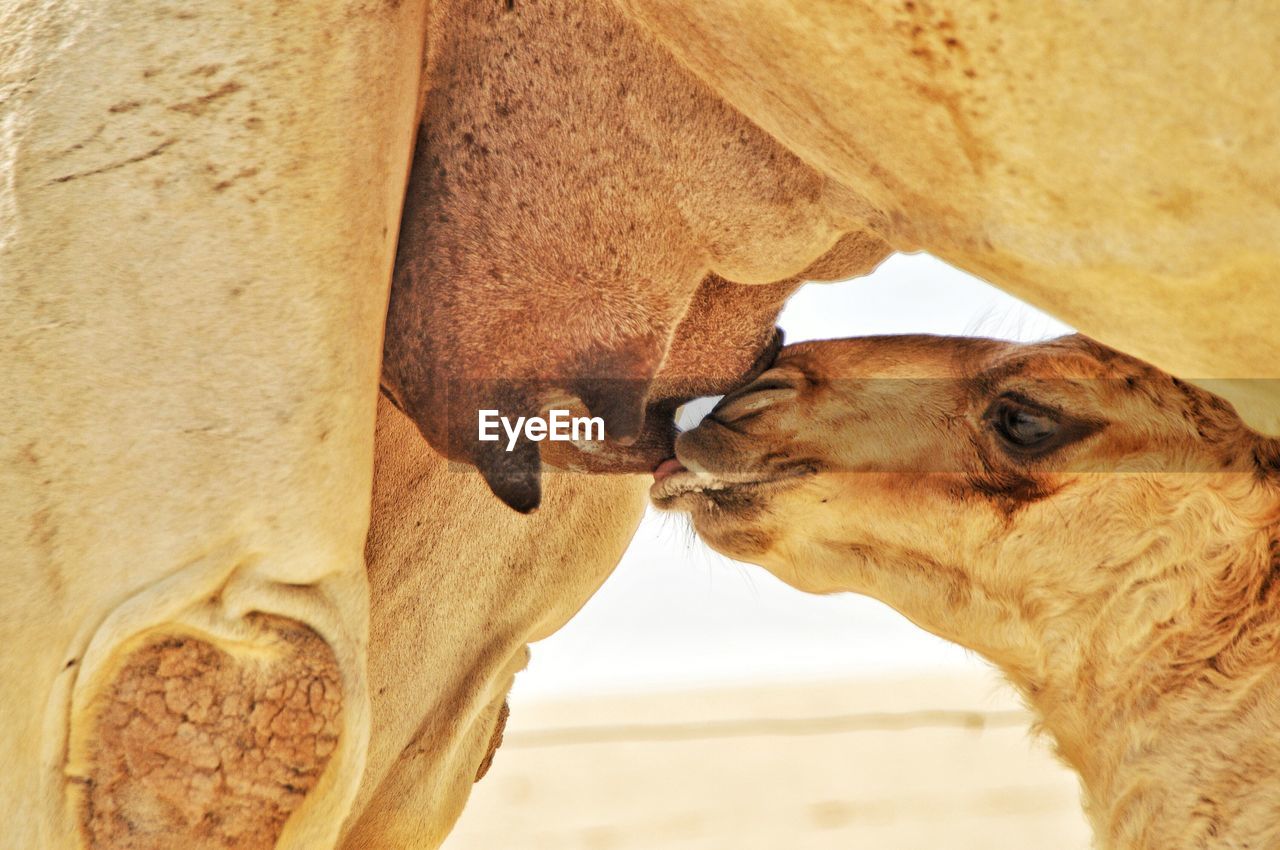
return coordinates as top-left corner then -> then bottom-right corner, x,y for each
653,458 -> 687,483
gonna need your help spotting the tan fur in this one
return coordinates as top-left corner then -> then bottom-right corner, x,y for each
382,0 -> 890,508
658,335 -> 1280,849
335,397 -> 644,850
339,272 -> 804,848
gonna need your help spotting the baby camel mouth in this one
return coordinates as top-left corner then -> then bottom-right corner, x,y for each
648,457 -> 814,507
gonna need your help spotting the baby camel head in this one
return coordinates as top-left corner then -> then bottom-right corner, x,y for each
654,334 -> 1280,694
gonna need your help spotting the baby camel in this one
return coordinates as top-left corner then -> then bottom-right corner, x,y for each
653,334 -> 1280,850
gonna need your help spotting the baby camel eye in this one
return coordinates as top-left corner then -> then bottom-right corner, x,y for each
985,397 -> 1062,454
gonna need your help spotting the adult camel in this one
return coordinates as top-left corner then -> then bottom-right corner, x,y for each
4,0 -> 1277,848
385,0 -> 1280,513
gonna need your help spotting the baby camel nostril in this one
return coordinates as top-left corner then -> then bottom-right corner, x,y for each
653,458 -> 687,483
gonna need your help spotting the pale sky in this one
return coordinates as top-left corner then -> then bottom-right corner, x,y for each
512,252 -> 1074,700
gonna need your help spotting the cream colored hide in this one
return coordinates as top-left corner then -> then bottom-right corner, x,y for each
1,2 -> 427,848
615,0 -> 1280,432
335,397 -> 647,849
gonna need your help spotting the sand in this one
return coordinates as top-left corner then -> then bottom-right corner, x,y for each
445,668 -> 1091,849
